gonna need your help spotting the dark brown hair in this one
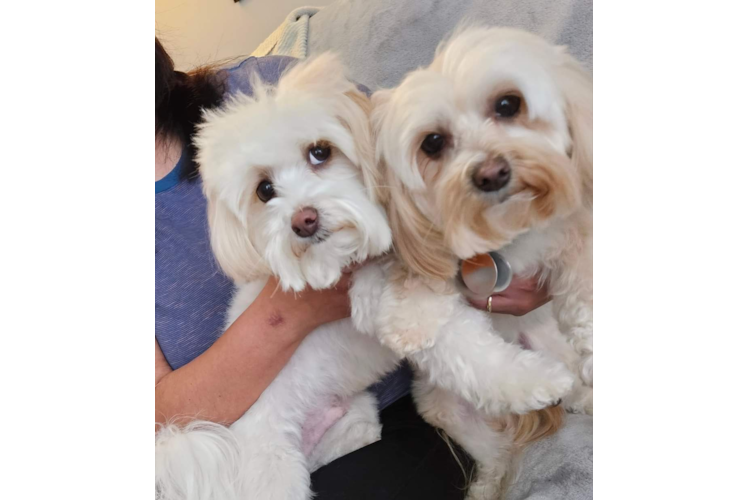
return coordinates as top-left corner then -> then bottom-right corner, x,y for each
155,38 -> 226,180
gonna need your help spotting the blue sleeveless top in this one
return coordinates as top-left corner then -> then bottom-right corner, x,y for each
155,56 -> 411,409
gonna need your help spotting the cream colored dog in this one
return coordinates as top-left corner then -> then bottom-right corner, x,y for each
372,26 -> 593,497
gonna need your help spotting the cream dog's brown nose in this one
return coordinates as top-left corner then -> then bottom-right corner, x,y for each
472,157 -> 511,192
291,207 -> 319,238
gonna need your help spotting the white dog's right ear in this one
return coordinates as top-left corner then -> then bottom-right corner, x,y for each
206,196 -> 268,284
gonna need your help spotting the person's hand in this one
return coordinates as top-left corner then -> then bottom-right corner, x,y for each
256,272 -> 355,334
467,274 -> 551,316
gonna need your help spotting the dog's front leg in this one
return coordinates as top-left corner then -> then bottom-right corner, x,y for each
349,262 -> 390,337
374,273 -> 455,355
551,246 -> 593,387
408,300 -> 575,416
553,293 -> 593,387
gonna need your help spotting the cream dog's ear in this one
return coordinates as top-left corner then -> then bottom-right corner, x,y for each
372,87 -> 456,280
385,176 -> 457,281
557,48 -> 593,206
340,88 -> 384,205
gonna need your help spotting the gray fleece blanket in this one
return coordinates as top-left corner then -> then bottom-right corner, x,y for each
309,0 -> 592,90
308,1 -> 593,499
507,414 -> 593,500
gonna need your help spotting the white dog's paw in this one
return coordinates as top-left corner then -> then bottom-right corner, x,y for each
496,354 -> 575,415
349,418 -> 381,448
307,420 -> 382,475
338,392 -> 384,450
307,393 -> 382,471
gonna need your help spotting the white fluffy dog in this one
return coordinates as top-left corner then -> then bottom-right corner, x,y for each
155,54 -> 401,500
372,27 -> 593,496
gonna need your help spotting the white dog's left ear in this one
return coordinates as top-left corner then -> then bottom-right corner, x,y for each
205,195 -> 269,284
340,88 -> 384,205
558,53 -> 593,205
278,52 -> 347,97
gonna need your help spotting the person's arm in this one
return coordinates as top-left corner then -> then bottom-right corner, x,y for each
466,275 -> 551,316
155,274 -> 353,430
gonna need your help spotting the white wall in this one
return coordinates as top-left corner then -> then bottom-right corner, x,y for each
156,0 -> 335,71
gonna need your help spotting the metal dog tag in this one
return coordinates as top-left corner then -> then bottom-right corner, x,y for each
458,252 -> 513,297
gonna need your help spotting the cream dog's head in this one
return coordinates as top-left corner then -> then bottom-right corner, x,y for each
373,27 -> 592,280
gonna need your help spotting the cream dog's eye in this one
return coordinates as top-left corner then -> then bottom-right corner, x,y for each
420,133 -> 445,157
256,180 -> 275,203
309,145 -> 331,165
495,95 -> 521,118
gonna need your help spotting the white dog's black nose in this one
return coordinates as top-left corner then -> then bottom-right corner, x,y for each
472,157 -> 511,192
292,207 -> 319,238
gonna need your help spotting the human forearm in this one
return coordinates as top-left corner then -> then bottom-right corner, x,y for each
155,302 -> 311,429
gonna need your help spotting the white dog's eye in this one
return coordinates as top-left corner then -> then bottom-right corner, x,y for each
256,180 -> 276,203
494,95 -> 522,118
420,133 -> 446,158
309,145 -> 331,166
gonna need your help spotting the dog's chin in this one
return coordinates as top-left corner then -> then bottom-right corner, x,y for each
267,201 -> 391,292
476,185 -> 513,205
269,229 -> 373,292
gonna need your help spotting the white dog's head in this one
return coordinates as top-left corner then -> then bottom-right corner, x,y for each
373,27 -> 592,280
197,54 -> 391,291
